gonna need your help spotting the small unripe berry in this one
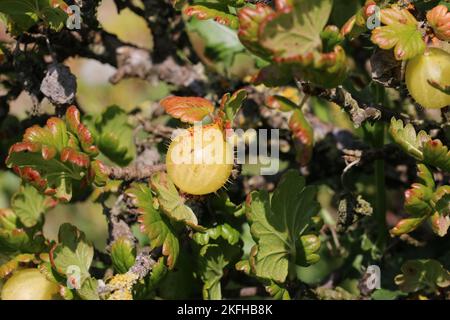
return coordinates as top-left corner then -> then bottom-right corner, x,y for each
166,123 -> 234,195
1,268 -> 60,300
405,48 -> 450,109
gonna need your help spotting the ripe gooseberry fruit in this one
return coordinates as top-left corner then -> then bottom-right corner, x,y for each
166,123 -> 234,195
405,47 -> 450,109
1,268 -> 60,300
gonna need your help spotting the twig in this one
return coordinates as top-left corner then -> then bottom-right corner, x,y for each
105,164 -> 167,181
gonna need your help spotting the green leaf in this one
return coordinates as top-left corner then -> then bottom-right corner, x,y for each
395,259 -> 450,293
197,243 -> 240,300
110,237 -> 136,274
0,208 -> 46,254
150,172 -> 202,229
219,89 -> 247,124
297,234 -> 321,266
6,106 -> 105,202
50,223 -> 94,287
266,95 -> 297,112
93,106 -> 136,166
371,289 -> 406,300
193,223 -> 240,246
391,165 -> 450,237
237,3 -> 274,58
134,257 -> 168,299
389,118 -> 450,172
370,6 -> 425,60
77,277 -> 100,300
186,17 -> 258,79
245,170 -> 321,282
258,0 -> 333,61
11,184 -> 55,227
0,0 -> 67,34
125,183 -> 180,269
422,139 -> 450,173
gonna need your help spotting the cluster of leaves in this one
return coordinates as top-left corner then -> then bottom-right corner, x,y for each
0,0 -> 450,302
0,0 -> 68,34
5,106 -> 107,202
389,119 -> 450,236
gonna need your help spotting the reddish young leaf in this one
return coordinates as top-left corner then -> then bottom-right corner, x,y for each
427,5 -> 450,42
160,96 -> 215,123
66,106 -> 99,156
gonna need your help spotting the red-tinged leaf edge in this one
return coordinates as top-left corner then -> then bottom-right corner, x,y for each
66,106 -> 99,156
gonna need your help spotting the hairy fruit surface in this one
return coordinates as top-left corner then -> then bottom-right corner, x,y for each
166,124 -> 233,195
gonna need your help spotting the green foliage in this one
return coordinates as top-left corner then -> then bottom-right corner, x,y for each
237,0 -> 347,88
244,170 -> 321,283
150,172 -> 202,229
125,182 -> 180,269
111,238 -> 136,274
370,5 -> 425,60
1,0 -> 450,302
11,184 -> 55,228
389,118 -> 450,172
6,107 -> 107,202
0,0 -> 68,34
395,260 -> 450,294
50,223 -> 94,287
391,164 -> 450,237
89,106 -> 136,166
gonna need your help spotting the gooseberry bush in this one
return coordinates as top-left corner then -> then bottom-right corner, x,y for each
0,0 -> 449,300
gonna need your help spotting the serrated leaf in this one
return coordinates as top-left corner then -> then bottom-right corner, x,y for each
258,0 -> 333,61
237,3 -> 274,58
11,184 -> 56,227
289,109 -> 314,166
370,6 -> 425,60
0,209 -> 46,254
0,0 -> 67,34
160,96 -> 215,124
185,4 -> 239,29
391,165 -> 450,237
245,170 -> 320,282
197,243 -> 240,300
77,277 -> 100,300
125,183 -> 180,269
92,105 -> 135,166
50,223 -> 94,287
219,89 -> 247,124
427,5 -> 450,41
110,237 -> 136,274
6,107 -> 103,202
422,139 -> 450,173
150,172 -> 201,229
395,259 -> 450,293
389,118 -> 450,172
